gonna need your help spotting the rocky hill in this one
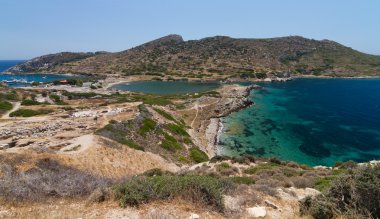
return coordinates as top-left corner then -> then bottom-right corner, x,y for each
4,52 -> 101,73
5,35 -> 380,77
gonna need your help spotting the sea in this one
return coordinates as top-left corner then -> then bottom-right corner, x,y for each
0,60 -> 78,87
219,78 -> 380,166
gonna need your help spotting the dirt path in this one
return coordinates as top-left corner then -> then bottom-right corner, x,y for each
1,101 -> 21,119
190,102 -> 199,128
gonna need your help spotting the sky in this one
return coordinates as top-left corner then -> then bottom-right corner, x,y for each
1,0 -> 380,59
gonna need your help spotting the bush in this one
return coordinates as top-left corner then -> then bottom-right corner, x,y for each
215,162 -> 237,176
153,107 -> 176,122
0,100 -> 12,111
302,164 -> 380,219
0,91 -> 19,101
96,122 -> 144,151
231,155 -> 255,164
190,147 -> 209,163
9,109 -> 53,117
143,168 -> 167,177
0,156 -> 112,202
300,196 -> 334,219
255,72 -> 267,79
138,118 -> 157,137
209,155 -> 232,163
160,133 -> 182,151
21,99 -> 42,106
165,123 -> 189,137
119,138 -> 144,151
229,176 -> 255,185
216,162 -> 231,171
333,160 -> 357,169
114,174 -> 232,211
243,162 -> 279,175
291,176 -> 315,188
132,94 -> 172,106
49,94 -> 67,105
62,91 -> 99,99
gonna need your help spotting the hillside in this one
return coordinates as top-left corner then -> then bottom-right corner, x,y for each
5,35 -> 380,77
0,83 -> 379,218
4,52 -> 102,73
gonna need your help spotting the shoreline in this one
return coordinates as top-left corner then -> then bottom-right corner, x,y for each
294,74 -> 380,79
204,85 -> 257,157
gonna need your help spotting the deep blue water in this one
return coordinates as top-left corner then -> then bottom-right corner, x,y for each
0,60 -> 25,72
0,60 -> 79,87
220,79 -> 380,166
112,81 -> 220,94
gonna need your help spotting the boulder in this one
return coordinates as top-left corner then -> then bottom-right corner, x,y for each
246,207 -> 266,218
189,213 -> 199,219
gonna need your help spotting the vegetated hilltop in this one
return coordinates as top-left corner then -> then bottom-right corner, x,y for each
6,34 -> 380,77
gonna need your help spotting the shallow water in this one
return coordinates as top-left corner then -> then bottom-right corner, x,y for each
220,78 -> 380,166
111,80 -> 220,95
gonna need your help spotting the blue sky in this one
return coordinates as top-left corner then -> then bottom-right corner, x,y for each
1,0 -> 379,59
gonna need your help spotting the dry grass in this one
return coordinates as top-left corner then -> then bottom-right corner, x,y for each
0,153 -> 112,203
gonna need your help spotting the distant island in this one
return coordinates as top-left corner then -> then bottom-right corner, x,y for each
5,35 -> 380,78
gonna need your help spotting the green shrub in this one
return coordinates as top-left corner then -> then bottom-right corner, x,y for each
133,94 -> 172,106
190,147 -> 209,163
165,123 -> 189,137
243,162 -> 279,175
142,168 -> 169,177
61,106 -> 74,111
231,155 -> 256,164
153,107 -> 176,122
333,160 -> 357,169
302,164 -> 380,219
255,72 -> 267,79
62,91 -> 99,99
49,94 -> 67,105
314,169 -> 346,192
114,174 -> 231,211
119,138 -> 144,151
229,176 -> 255,185
216,162 -> 231,172
0,101 -> 12,111
138,118 -> 157,137
0,91 -> 19,101
9,109 -> 53,117
96,122 -> 143,151
183,137 -> 193,145
160,133 -> 182,151
21,99 -> 42,106
300,196 -> 334,219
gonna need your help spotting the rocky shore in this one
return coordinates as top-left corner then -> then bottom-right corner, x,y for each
187,84 -> 258,157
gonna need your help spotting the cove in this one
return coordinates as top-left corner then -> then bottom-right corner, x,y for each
0,73 -> 81,87
0,60 -> 81,87
111,80 -> 220,95
219,78 -> 380,166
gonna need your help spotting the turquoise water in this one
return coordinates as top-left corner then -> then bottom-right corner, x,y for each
112,81 -> 220,94
0,60 -> 80,87
220,79 -> 380,166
